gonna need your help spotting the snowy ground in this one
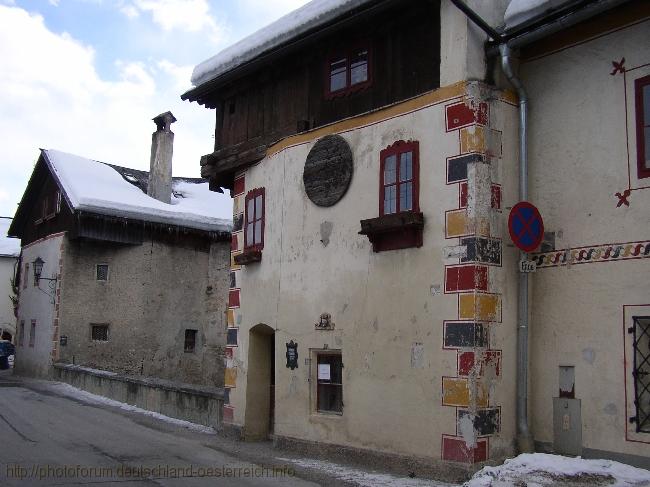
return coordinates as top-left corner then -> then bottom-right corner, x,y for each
467,453 -> 650,486
22,381 -> 650,487
50,381 -> 216,434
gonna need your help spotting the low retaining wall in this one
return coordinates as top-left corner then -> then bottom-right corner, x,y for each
53,363 -> 223,429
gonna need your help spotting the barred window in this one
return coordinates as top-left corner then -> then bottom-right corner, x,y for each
184,329 -> 197,353
96,264 -> 109,281
630,316 -> 650,433
91,324 -> 109,342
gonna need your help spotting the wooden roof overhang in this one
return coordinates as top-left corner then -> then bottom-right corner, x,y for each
182,0 -> 407,191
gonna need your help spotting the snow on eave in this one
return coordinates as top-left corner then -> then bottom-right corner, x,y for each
190,0 -> 378,89
42,150 -> 232,234
504,0 -> 576,29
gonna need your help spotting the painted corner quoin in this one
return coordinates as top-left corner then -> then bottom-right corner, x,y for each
441,83 -> 503,463
224,174 -> 245,423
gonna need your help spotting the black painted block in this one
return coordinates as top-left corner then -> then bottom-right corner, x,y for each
447,153 -> 485,184
233,214 -> 244,232
230,271 -> 236,289
444,322 -> 489,349
461,237 -> 502,265
227,328 -> 238,346
458,408 -> 500,436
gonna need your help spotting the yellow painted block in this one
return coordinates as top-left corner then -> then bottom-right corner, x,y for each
231,251 -> 241,270
225,367 -> 237,388
476,216 -> 490,237
446,210 -> 470,238
227,309 -> 235,327
460,125 -> 487,154
233,195 -> 245,216
442,377 -> 488,407
459,294 -> 500,322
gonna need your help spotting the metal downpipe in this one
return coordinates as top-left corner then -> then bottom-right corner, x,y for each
500,43 -> 534,453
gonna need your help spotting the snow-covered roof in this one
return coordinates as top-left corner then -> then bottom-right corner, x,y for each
504,0 -> 573,28
191,0 -> 375,88
0,218 -> 20,257
43,150 -> 231,234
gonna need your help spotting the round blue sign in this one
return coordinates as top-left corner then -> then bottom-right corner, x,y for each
508,201 -> 544,253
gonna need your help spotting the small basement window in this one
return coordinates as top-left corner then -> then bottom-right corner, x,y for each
96,264 -> 109,281
184,329 -> 198,353
91,324 -> 109,342
316,352 -> 343,413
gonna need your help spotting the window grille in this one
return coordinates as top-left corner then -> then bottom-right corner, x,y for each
630,316 -> 650,433
91,324 -> 109,342
96,264 -> 109,281
184,329 -> 197,353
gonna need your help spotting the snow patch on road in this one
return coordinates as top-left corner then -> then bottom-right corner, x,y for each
51,382 -> 216,434
276,457 -> 456,487
466,453 -> 650,486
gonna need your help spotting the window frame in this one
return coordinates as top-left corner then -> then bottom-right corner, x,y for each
635,75 -> 650,179
379,140 -> 420,216
90,324 -> 109,342
244,187 -> 265,252
314,351 -> 343,415
325,43 -> 372,99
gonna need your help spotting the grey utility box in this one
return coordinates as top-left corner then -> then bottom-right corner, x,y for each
553,397 -> 582,456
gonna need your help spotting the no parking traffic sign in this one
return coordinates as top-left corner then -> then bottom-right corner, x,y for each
508,201 -> 544,253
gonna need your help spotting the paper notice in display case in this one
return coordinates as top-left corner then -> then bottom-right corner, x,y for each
318,363 -> 331,380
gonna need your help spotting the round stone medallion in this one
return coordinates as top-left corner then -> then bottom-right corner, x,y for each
303,135 -> 353,207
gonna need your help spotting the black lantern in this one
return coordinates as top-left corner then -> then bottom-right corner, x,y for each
33,257 -> 45,283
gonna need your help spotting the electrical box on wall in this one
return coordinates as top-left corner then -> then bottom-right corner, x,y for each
553,397 -> 582,456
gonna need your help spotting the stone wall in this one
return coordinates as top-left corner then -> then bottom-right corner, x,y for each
53,363 -> 223,428
57,234 -> 229,388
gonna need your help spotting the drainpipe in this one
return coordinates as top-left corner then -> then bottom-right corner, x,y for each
448,0 -> 534,453
500,44 -> 534,453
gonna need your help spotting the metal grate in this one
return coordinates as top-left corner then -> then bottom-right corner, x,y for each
91,324 -> 109,342
184,329 -> 197,353
630,316 -> 650,433
96,264 -> 109,281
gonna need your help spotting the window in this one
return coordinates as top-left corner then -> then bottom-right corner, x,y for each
29,320 -> 36,347
18,321 -> 24,347
244,188 -> 265,250
23,263 -> 28,289
91,324 -> 109,342
326,45 -> 371,97
184,329 -> 197,353
380,140 -> 419,215
96,264 -> 109,281
636,75 -> 650,179
630,316 -> 650,433
41,190 -> 61,221
316,352 -> 343,413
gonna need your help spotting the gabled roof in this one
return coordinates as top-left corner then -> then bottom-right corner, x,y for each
10,149 -> 231,236
0,218 -> 20,257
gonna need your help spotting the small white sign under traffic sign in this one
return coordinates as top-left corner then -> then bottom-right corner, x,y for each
519,260 -> 537,273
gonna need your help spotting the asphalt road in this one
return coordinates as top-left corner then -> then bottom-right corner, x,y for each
0,374 -> 317,487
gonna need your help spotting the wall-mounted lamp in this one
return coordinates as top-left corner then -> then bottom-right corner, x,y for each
33,257 -> 57,303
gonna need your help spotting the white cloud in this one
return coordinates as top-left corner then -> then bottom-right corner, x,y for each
0,5 -> 231,219
122,0 -> 221,42
48,0 -> 60,6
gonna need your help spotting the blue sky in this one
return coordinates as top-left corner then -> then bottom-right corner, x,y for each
0,0 -> 308,221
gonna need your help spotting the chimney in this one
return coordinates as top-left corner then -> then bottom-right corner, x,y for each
148,111 -> 177,204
